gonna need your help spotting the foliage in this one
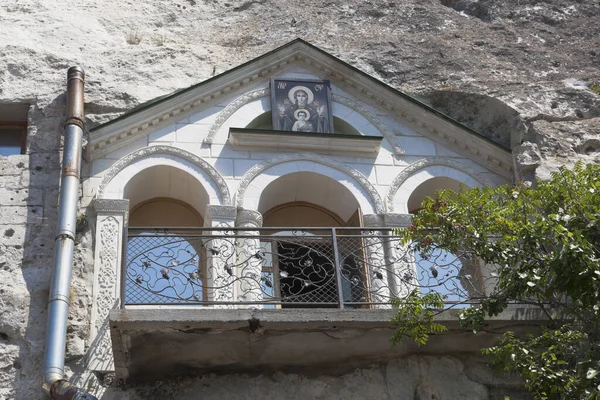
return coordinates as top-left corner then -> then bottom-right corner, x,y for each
392,162 -> 600,399
482,326 -> 600,399
390,290 -> 447,347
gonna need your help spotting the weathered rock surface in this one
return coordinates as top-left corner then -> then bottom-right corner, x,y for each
0,0 -> 598,398
1,0 -> 599,170
101,356 -> 525,400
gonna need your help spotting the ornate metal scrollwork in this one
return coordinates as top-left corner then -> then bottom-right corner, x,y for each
124,228 -> 494,308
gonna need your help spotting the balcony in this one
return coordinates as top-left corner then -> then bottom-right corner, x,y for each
109,227 -> 530,383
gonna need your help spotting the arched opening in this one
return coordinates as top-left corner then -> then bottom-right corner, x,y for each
255,172 -> 366,308
246,111 -> 362,136
123,166 -> 209,305
123,165 -> 209,222
406,176 -> 484,306
407,176 -> 464,214
257,171 -> 361,224
130,198 -> 203,227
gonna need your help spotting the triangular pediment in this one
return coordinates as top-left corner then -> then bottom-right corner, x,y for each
88,39 -> 512,178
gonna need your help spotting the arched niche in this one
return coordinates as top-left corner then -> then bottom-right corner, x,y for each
97,145 -> 231,208
407,176 -> 464,213
129,197 -> 203,227
387,158 -> 495,213
123,164 -> 209,220
236,153 -> 384,216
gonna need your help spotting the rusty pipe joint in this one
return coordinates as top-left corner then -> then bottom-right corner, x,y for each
65,66 -> 85,129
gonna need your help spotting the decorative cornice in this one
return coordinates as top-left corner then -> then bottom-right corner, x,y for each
363,214 -> 384,228
332,94 -> 403,155
228,128 -> 382,157
236,208 -> 263,228
96,145 -> 231,205
88,62 -> 293,160
204,88 -> 269,144
384,213 -> 413,228
363,213 -> 413,228
93,198 -> 130,214
205,205 -> 238,222
236,152 -> 385,214
386,157 -> 495,212
87,42 -> 511,177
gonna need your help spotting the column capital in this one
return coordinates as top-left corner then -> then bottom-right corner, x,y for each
383,213 -> 413,228
93,198 -> 129,214
363,214 -> 384,228
205,205 -> 237,225
236,208 -> 263,228
363,213 -> 413,228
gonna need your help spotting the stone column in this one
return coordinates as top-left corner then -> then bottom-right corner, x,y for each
362,214 -> 392,307
204,205 -> 238,307
383,213 -> 415,300
235,208 -> 264,306
88,198 -> 129,372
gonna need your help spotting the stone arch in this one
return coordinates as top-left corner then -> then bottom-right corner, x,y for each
236,153 -> 384,215
386,157 -> 495,213
97,145 -> 231,206
203,88 -> 404,155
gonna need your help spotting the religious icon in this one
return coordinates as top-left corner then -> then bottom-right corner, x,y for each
271,79 -> 334,133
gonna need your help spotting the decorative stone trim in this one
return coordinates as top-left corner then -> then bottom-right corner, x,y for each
87,42 -> 510,177
236,208 -> 263,228
363,214 -> 384,228
205,205 -> 238,222
386,157 -> 495,212
93,199 -> 130,213
228,128 -> 382,157
96,145 -> 231,205
383,213 -> 413,228
204,88 -> 270,144
88,214 -> 123,372
236,152 -> 385,214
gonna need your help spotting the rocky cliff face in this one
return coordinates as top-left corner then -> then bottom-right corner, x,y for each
0,0 -> 598,398
1,0 -> 599,172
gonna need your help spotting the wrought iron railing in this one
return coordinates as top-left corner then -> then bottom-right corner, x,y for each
123,227 -> 497,308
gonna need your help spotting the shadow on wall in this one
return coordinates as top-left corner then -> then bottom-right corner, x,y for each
9,94 -> 96,399
425,90 -> 527,150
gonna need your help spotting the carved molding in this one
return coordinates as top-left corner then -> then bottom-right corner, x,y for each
93,199 -> 130,214
89,215 -> 120,371
204,88 -> 269,144
363,214 -> 384,228
236,152 -> 385,214
386,157 -> 495,212
363,213 -> 413,228
236,208 -> 263,228
384,213 -> 413,227
332,94 -> 403,155
96,145 -> 231,205
87,43 -> 511,178
205,205 -> 238,222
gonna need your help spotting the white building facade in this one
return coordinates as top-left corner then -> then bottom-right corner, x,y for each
75,40 -> 524,398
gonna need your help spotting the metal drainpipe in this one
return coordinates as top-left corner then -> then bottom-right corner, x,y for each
42,66 -> 98,400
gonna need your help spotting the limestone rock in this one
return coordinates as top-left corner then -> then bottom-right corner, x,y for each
0,0 -> 598,399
